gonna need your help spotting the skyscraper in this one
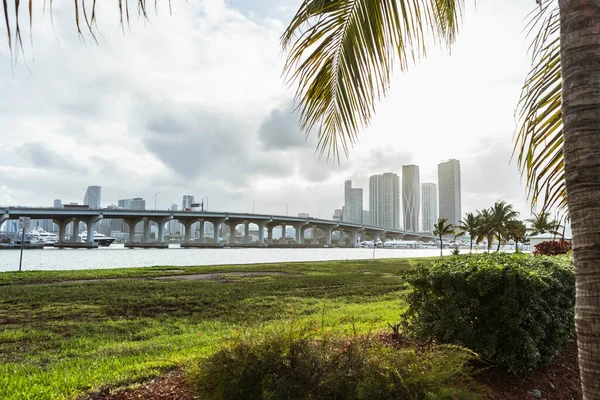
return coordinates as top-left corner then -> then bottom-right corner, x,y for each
438,159 -> 462,226
344,180 -> 363,223
118,198 -> 146,210
369,173 -> 400,229
168,204 -> 181,235
182,195 -> 195,210
421,183 -> 438,233
363,210 -> 371,226
53,199 -> 62,208
333,209 -> 343,222
83,186 -> 102,209
402,165 -> 420,232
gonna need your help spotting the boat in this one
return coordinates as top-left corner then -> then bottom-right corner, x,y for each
28,227 -> 59,245
78,231 -> 116,247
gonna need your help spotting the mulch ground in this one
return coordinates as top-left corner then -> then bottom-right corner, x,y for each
477,341 -> 582,400
94,341 -> 582,400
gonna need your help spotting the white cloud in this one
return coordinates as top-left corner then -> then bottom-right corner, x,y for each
0,0 -> 541,220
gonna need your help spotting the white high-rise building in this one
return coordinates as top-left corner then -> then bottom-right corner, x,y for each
168,204 -> 181,235
83,186 -> 101,209
369,173 -> 400,229
53,199 -> 62,208
438,159 -> 462,227
402,165 -> 420,232
344,180 -> 363,224
421,183 -> 438,233
182,195 -> 195,210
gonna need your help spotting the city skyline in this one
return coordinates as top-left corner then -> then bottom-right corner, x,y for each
0,0 -> 542,223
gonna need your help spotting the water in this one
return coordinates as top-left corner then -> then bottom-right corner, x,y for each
0,244 -> 453,272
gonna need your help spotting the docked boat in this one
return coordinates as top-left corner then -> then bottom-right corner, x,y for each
28,227 -> 59,245
78,231 -> 116,247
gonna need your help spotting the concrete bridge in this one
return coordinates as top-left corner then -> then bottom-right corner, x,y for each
1,207 -> 436,248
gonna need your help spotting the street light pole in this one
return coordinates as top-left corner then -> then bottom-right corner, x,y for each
154,192 -> 160,210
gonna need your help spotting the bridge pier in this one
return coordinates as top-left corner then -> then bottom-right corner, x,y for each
70,218 -> 80,243
291,222 -> 307,244
155,217 -> 172,243
321,225 -> 337,245
257,221 -> 269,244
52,218 -> 68,243
197,219 -> 205,243
281,224 -> 287,242
0,211 -> 8,229
83,215 -> 103,243
244,221 -> 250,244
345,227 -> 362,246
142,218 -> 151,243
227,220 -> 238,243
209,218 -> 225,244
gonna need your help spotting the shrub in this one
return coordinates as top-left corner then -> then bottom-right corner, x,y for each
533,240 -> 572,256
401,253 -> 575,376
190,322 -> 483,400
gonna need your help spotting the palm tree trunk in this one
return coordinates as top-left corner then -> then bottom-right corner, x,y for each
559,1 -> 600,397
469,238 -> 473,253
439,234 -> 443,257
496,236 -> 501,252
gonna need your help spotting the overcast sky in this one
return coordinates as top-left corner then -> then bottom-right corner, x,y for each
0,0 -> 544,221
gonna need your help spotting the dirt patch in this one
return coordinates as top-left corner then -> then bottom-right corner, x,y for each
476,341 -> 582,399
152,271 -> 295,281
92,370 -> 197,400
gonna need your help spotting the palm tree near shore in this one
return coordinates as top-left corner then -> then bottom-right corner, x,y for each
474,209 -> 494,253
526,211 -> 560,236
433,218 -> 454,258
488,202 -> 520,252
507,220 -> 527,253
456,213 -> 479,253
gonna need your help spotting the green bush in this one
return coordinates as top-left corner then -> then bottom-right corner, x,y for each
401,253 -> 575,376
190,322 -> 483,400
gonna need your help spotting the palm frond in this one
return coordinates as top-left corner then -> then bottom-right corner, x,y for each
515,0 -> 565,211
282,0 -> 464,161
2,0 -> 170,57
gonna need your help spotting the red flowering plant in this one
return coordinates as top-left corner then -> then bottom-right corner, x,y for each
533,240 -> 572,256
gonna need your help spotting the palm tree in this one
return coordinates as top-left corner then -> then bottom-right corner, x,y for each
433,217 -> 454,258
457,213 -> 479,253
473,209 -> 494,253
526,211 -> 560,236
507,220 -> 527,253
488,201 -> 520,252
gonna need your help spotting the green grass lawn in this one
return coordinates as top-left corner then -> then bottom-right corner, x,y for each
0,259 -> 419,400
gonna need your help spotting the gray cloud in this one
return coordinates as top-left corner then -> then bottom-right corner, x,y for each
258,103 -> 315,150
17,142 -> 80,171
